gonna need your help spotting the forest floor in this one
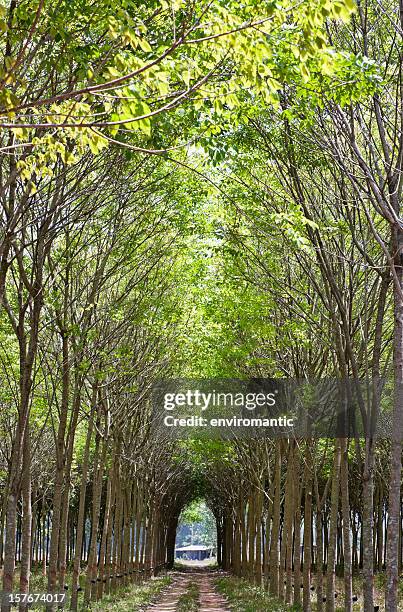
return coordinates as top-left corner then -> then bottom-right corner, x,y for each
215,573 -> 402,611
92,567 -> 399,611
89,574 -> 172,611
1,567 -> 401,610
145,568 -> 230,611
92,567 -> 286,611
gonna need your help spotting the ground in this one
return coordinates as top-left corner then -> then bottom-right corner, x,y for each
145,568 -> 230,611
91,565 -> 403,611
2,565 -> 401,610
91,564 -> 289,611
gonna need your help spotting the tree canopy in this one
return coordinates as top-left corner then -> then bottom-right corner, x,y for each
0,1 -> 403,611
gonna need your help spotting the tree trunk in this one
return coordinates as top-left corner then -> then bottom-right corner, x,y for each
293,445 -> 301,607
326,440 -> 341,612
97,463 -> 114,599
362,438 -> 375,611
340,438 -> 352,612
386,226 -> 403,611
70,405 -> 95,611
19,425 -> 32,612
303,442 -> 312,612
269,441 -> 281,596
84,430 -> 106,606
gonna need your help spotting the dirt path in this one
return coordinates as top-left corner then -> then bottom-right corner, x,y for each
198,573 -> 230,611
146,568 -> 230,612
146,573 -> 191,611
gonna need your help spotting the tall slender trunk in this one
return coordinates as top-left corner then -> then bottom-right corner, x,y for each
255,488 -> 263,585
303,442 -> 312,612
386,226 -> 403,611
326,440 -> 341,612
247,493 -> 255,581
216,515 -> 222,567
42,497 -> 47,577
2,425 -> 26,611
340,438 -> 352,612
362,439 -> 375,611
233,496 -> 242,577
316,505 -> 324,612
166,513 -> 178,570
47,330 -> 70,602
0,482 -> 8,568
240,500 -> 247,576
58,380 -> 83,591
84,429 -> 106,606
70,404 -> 95,611
264,479 -> 273,587
293,445 -> 301,607
97,464 -> 114,600
19,425 -> 31,612
284,446 -> 294,604
269,441 -> 281,596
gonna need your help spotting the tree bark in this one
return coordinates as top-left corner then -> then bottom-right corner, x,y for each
269,441 -> 281,596
385,225 -> 403,610
340,438 -> 352,612
19,425 -> 32,612
303,442 -> 312,612
70,403 -> 95,611
326,440 -> 341,612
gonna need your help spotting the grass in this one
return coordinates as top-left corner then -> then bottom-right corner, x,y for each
90,575 -> 172,611
173,560 -> 219,570
4,567 -> 171,611
215,573 -> 402,612
176,581 -> 200,612
215,575 -> 302,612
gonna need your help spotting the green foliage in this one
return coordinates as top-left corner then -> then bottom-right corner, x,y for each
90,575 -> 172,611
215,575 -> 299,611
180,499 -> 205,524
176,582 -> 200,612
177,500 -> 217,547
1,0 -> 360,177
0,0 -> 397,604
